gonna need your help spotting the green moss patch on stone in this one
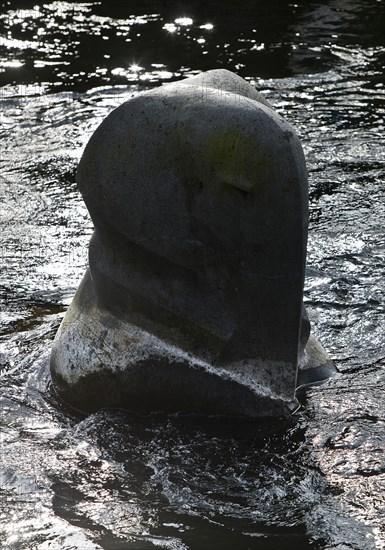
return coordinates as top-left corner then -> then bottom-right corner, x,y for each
205,130 -> 268,193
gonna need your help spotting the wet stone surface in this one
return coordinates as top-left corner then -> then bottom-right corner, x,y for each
50,69 -> 336,417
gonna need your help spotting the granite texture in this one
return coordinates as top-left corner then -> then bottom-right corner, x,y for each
50,69 -> 336,415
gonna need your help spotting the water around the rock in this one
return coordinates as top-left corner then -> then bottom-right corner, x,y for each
1,1 -> 384,548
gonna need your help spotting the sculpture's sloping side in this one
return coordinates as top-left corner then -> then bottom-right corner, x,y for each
50,69 -> 336,416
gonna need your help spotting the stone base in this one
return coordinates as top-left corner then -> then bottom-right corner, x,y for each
50,270 -> 336,416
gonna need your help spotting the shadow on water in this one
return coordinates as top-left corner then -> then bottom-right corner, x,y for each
48,408 -> 320,550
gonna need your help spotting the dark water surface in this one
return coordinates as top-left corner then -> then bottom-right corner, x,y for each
1,1 -> 385,548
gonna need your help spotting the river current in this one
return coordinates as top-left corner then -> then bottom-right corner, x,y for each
0,1 -> 384,548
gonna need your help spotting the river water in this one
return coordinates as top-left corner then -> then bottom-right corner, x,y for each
0,1 -> 384,548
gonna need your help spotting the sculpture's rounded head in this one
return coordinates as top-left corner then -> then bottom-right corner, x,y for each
50,69 -> 335,416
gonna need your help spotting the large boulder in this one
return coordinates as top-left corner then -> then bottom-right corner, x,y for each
50,69 -> 336,416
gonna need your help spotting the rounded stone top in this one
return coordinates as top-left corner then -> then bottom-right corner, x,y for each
77,69 -> 308,277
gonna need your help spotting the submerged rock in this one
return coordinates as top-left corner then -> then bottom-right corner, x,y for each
50,69 -> 336,415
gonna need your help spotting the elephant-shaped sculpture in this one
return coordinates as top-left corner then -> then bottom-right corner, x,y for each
50,69 -> 336,416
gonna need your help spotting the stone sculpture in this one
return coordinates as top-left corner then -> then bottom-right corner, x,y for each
50,69 -> 336,416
